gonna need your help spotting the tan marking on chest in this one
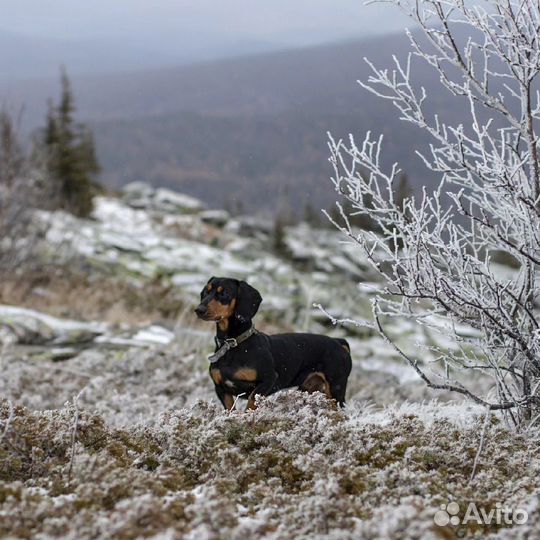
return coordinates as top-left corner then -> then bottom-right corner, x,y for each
233,367 -> 258,382
218,318 -> 229,332
210,367 -> 222,385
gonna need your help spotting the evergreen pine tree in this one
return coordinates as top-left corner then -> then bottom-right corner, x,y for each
37,68 -> 100,217
0,109 -> 23,187
303,202 -> 321,227
390,173 -> 413,251
273,212 -> 288,256
44,100 -> 59,148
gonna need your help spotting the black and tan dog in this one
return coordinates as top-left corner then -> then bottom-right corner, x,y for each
195,276 -> 352,410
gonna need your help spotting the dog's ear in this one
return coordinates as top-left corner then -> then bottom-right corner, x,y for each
201,276 -> 217,297
235,281 -> 262,322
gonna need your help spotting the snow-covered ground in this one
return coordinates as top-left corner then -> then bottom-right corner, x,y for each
1,185 -> 538,539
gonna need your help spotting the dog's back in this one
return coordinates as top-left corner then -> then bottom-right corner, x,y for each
264,332 -> 352,405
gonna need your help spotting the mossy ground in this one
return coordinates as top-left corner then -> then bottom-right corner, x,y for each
1,394 -> 539,540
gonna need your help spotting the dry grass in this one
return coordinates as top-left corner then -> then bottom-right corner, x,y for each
0,266 -> 190,325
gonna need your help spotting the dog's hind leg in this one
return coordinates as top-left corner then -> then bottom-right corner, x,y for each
299,372 -> 332,399
328,352 -> 352,407
328,377 -> 348,407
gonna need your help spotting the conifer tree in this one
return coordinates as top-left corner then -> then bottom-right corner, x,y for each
0,109 -> 23,187
303,202 -> 321,227
37,69 -> 100,217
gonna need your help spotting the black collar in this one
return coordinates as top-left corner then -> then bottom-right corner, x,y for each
209,325 -> 257,364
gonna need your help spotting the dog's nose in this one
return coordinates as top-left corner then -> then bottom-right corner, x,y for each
195,304 -> 207,318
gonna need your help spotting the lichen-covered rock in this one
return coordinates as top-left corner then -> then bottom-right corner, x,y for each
199,210 -> 230,227
153,188 -> 205,214
120,183 -> 205,214
0,305 -> 106,346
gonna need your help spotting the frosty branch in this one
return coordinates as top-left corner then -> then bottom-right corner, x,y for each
329,0 -> 540,426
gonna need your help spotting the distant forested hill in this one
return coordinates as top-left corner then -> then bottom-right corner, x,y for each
91,110 -> 434,215
2,31 -> 472,215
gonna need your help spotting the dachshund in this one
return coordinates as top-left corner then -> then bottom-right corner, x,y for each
195,277 -> 352,410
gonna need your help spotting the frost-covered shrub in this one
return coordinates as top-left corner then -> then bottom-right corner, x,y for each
328,0 -> 540,426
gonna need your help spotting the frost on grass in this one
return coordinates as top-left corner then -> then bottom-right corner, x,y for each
1,393 -> 539,540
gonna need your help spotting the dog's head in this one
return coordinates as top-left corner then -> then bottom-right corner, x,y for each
195,277 -> 262,324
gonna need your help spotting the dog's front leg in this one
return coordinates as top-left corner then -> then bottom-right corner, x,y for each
246,371 -> 278,410
215,384 -> 235,410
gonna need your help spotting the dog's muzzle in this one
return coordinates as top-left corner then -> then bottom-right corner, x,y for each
195,304 -> 207,319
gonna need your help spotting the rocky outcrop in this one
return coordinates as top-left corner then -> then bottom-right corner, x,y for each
0,304 -> 178,359
121,182 -> 205,213
32,192 -> 379,329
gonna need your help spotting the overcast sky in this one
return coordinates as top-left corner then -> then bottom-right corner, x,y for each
0,0 -> 410,47
0,1 -> 413,80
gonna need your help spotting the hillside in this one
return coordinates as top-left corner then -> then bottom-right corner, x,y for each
1,32 -> 459,214
5,33 -> 445,120
88,33 -> 449,214
0,29 -> 288,80
90,110 -> 434,213
1,186 -> 539,540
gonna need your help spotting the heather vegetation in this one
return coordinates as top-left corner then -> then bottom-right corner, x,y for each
2,392 -> 539,540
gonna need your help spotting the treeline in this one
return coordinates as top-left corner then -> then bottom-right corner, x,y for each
0,69 -> 100,219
